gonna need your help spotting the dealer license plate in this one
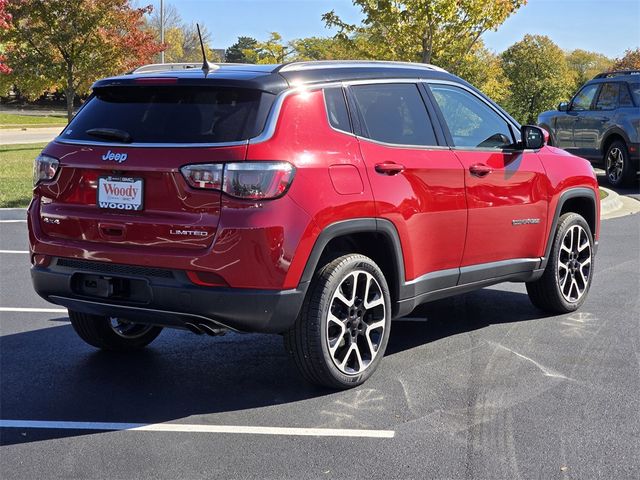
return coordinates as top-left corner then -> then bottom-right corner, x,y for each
97,176 -> 144,211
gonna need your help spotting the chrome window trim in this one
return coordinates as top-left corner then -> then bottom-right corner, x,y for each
355,135 -> 450,151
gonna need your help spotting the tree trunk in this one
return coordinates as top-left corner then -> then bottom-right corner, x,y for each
65,64 -> 74,123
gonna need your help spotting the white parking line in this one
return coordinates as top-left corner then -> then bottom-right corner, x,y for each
0,219 -> 27,223
0,419 -> 395,438
0,307 -> 67,313
0,250 -> 28,254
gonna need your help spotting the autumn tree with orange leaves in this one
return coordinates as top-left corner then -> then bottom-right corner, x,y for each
0,0 -> 164,121
0,0 -> 11,74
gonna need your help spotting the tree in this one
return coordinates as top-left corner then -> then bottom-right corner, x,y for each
226,36 -> 258,63
146,4 -> 218,63
0,0 -> 11,74
611,48 -> 640,70
453,41 -> 510,105
566,49 -> 613,92
1,0 -> 163,121
323,0 -> 526,67
248,32 -> 293,64
501,35 -> 574,124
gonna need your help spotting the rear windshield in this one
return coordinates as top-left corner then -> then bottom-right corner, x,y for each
61,86 -> 274,144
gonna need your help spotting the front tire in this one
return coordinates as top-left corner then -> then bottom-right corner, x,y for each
284,254 -> 391,389
69,310 -> 162,350
526,213 -> 594,313
605,140 -> 634,187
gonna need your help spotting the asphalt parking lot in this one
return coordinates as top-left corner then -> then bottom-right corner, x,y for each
1,209 -> 639,479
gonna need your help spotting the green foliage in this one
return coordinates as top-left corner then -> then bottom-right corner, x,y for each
246,32 -> 293,64
323,0 -> 526,65
566,49 -> 613,93
501,34 -> 573,124
0,142 -> 47,208
1,0 -> 163,121
226,36 -> 258,63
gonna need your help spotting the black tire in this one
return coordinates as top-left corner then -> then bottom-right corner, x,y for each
526,213 -> 594,313
284,254 -> 392,389
604,140 -> 635,188
68,310 -> 162,350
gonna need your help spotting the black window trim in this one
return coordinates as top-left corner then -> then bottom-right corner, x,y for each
424,79 -> 522,152
344,79 -> 446,150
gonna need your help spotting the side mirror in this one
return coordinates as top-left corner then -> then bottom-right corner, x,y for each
558,101 -> 569,112
521,125 -> 545,150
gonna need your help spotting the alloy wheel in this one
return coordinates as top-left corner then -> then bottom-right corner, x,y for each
606,147 -> 624,184
557,225 -> 592,303
326,270 -> 386,375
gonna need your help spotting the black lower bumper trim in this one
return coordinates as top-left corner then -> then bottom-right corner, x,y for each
31,263 -> 306,334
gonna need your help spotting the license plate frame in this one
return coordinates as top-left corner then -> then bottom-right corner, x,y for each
97,176 -> 144,212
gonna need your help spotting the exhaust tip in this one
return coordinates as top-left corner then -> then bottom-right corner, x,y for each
184,322 -> 205,335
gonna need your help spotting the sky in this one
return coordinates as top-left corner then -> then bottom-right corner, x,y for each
145,0 -> 640,58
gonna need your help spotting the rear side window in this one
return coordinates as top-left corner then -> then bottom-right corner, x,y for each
324,87 -> 351,133
350,83 -> 437,146
62,86 -> 274,144
619,84 -> 634,107
627,83 -> 640,106
595,83 -> 619,110
429,84 -> 513,149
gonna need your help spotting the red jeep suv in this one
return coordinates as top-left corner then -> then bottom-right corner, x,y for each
29,61 -> 600,389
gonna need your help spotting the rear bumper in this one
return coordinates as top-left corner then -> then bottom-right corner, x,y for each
31,259 -> 306,334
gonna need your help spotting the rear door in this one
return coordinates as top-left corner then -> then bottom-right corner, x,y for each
426,82 -> 548,274
580,82 -> 620,157
39,83 -> 271,252
347,82 -> 467,287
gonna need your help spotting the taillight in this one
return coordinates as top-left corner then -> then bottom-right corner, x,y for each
33,154 -> 59,185
180,164 -> 223,190
180,162 -> 295,200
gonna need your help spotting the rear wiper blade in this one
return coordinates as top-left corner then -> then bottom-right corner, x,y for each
86,128 -> 132,143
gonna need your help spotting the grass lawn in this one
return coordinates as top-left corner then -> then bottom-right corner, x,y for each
0,143 -> 47,208
0,112 -> 67,129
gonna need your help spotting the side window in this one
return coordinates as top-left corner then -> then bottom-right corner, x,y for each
595,83 -> 619,110
324,87 -> 351,133
350,83 -> 438,146
571,84 -> 599,111
629,83 -> 640,105
619,84 -> 634,107
428,84 -> 513,149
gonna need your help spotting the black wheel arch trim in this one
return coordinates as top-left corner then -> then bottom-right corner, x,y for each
600,127 -> 630,155
540,187 -> 598,270
298,218 -> 406,312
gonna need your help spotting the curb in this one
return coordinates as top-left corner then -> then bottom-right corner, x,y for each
600,188 -> 623,216
600,187 -> 640,220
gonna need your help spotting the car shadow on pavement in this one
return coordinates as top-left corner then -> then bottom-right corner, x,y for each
0,288 -> 548,446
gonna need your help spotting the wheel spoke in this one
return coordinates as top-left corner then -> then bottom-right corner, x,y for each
327,268 -> 387,375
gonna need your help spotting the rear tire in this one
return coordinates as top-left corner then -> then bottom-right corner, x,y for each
526,213 -> 594,313
284,254 -> 391,389
604,140 -> 634,187
68,310 -> 162,350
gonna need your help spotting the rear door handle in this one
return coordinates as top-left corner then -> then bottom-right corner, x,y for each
375,162 -> 405,176
469,163 -> 492,177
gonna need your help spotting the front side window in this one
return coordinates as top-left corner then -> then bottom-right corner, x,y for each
571,84 -> 599,111
350,83 -> 438,146
428,84 -> 513,149
595,83 -> 619,110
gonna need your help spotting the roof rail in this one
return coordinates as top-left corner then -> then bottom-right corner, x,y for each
132,63 -> 209,74
593,70 -> 640,79
276,60 -> 448,74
